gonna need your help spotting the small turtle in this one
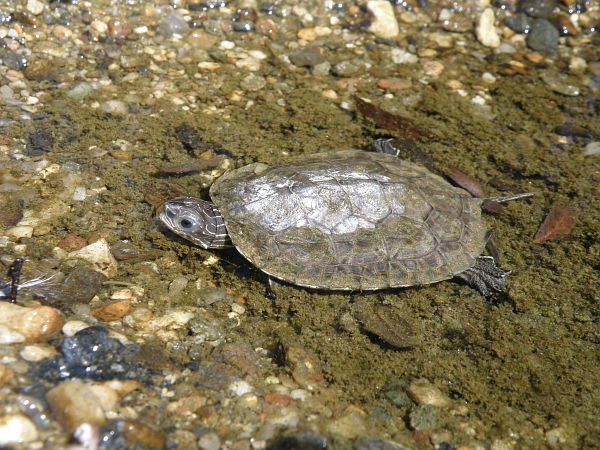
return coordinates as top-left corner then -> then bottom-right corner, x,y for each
158,149 -> 528,295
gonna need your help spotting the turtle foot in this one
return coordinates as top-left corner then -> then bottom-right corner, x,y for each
455,256 -> 510,296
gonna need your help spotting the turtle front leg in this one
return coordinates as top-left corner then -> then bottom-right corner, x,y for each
454,256 -> 510,296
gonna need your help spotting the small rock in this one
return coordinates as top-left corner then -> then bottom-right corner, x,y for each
26,0 -> 44,15
46,381 -> 106,432
476,8 -> 501,48
407,379 -> 452,408
367,1 -> 399,39
67,82 -> 94,100
229,380 -> 253,396
325,405 -> 367,439
101,100 -> 129,115
157,10 -> 190,37
91,299 -> 131,321
0,414 -> 39,444
241,73 -> 266,91
20,344 -> 57,362
107,18 -> 133,38
57,234 -> 87,251
289,47 -> 327,67
503,13 -> 532,34
584,142 -> 600,155
198,431 -> 221,450
390,48 -> 418,65
7,225 -> 34,239
69,238 -> 118,278
526,18 -> 560,54
409,404 -> 447,431
540,70 -> 580,96
0,303 -> 63,344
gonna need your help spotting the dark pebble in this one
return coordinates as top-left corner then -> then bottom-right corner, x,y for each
503,12 -> 532,34
266,431 -> 327,450
233,20 -> 255,32
26,128 -> 55,156
526,18 -> 560,54
2,51 -> 27,70
289,47 -> 327,67
28,325 -> 151,383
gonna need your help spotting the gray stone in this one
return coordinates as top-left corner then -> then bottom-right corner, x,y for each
526,19 -> 559,54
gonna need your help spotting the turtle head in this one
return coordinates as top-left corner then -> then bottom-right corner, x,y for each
157,197 -> 228,249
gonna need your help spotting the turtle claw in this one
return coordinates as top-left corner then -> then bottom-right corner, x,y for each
455,256 -> 510,296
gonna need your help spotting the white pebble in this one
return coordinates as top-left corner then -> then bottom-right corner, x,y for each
229,380 -> 253,396
198,432 -> 221,450
7,226 -> 33,239
72,186 -> 87,201
476,8 -> 500,48
69,238 -> 118,277
367,1 -> 399,39
390,48 -> 418,65
20,344 -> 56,362
584,142 -> 600,155
26,0 -> 45,15
62,320 -> 90,337
0,414 -> 39,444
231,303 -> 246,314
220,40 -> 235,49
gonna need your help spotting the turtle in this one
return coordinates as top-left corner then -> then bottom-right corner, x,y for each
158,149 -> 527,295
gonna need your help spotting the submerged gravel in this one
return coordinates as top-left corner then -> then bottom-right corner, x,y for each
0,0 -> 599,449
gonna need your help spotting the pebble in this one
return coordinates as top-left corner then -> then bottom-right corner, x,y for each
0,364 -> 15,384
0,303 -> 63,344
26,0 -> 44,15
229,379 -> 253,396
584,142 -> 600,155
409,404 -> 447,431
101,100 -> 129,115
241,73 -> 266,91
526,19 -> 560,54
503,13 -> 532,34
366,1 -> 399,39
20,343 -> 57,361
91,299 -> 131,321
46,380 -> 106,432
476,8 -> 501,48
540,70 -> 580,96
0,414 -> 39,444
7,225 -> 34,239
198,431 -> 221,450
407,379 -> 452,408
325,405 -> 367,439
68,238 -> 118,278
157,10 -> 190,37
390,48 -> 418,65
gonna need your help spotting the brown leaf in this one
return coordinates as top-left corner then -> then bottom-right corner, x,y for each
533,204 -> 578,244
354,96 -> 436,140
445,166 -> 486,198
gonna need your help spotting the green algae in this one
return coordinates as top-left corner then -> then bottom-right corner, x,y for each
11,68 -> 599,448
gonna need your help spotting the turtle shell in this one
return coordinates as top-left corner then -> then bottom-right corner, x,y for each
210,150 -> 487,290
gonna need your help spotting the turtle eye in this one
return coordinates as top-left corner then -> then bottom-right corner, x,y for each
180,218 -> 195,229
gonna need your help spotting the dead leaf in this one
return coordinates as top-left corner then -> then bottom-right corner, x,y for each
533,204 -> 578,244
445,166 -> 486,198
354,96 -> 436,140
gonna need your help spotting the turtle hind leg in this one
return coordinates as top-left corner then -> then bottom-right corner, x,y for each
455,256 -> 510,296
